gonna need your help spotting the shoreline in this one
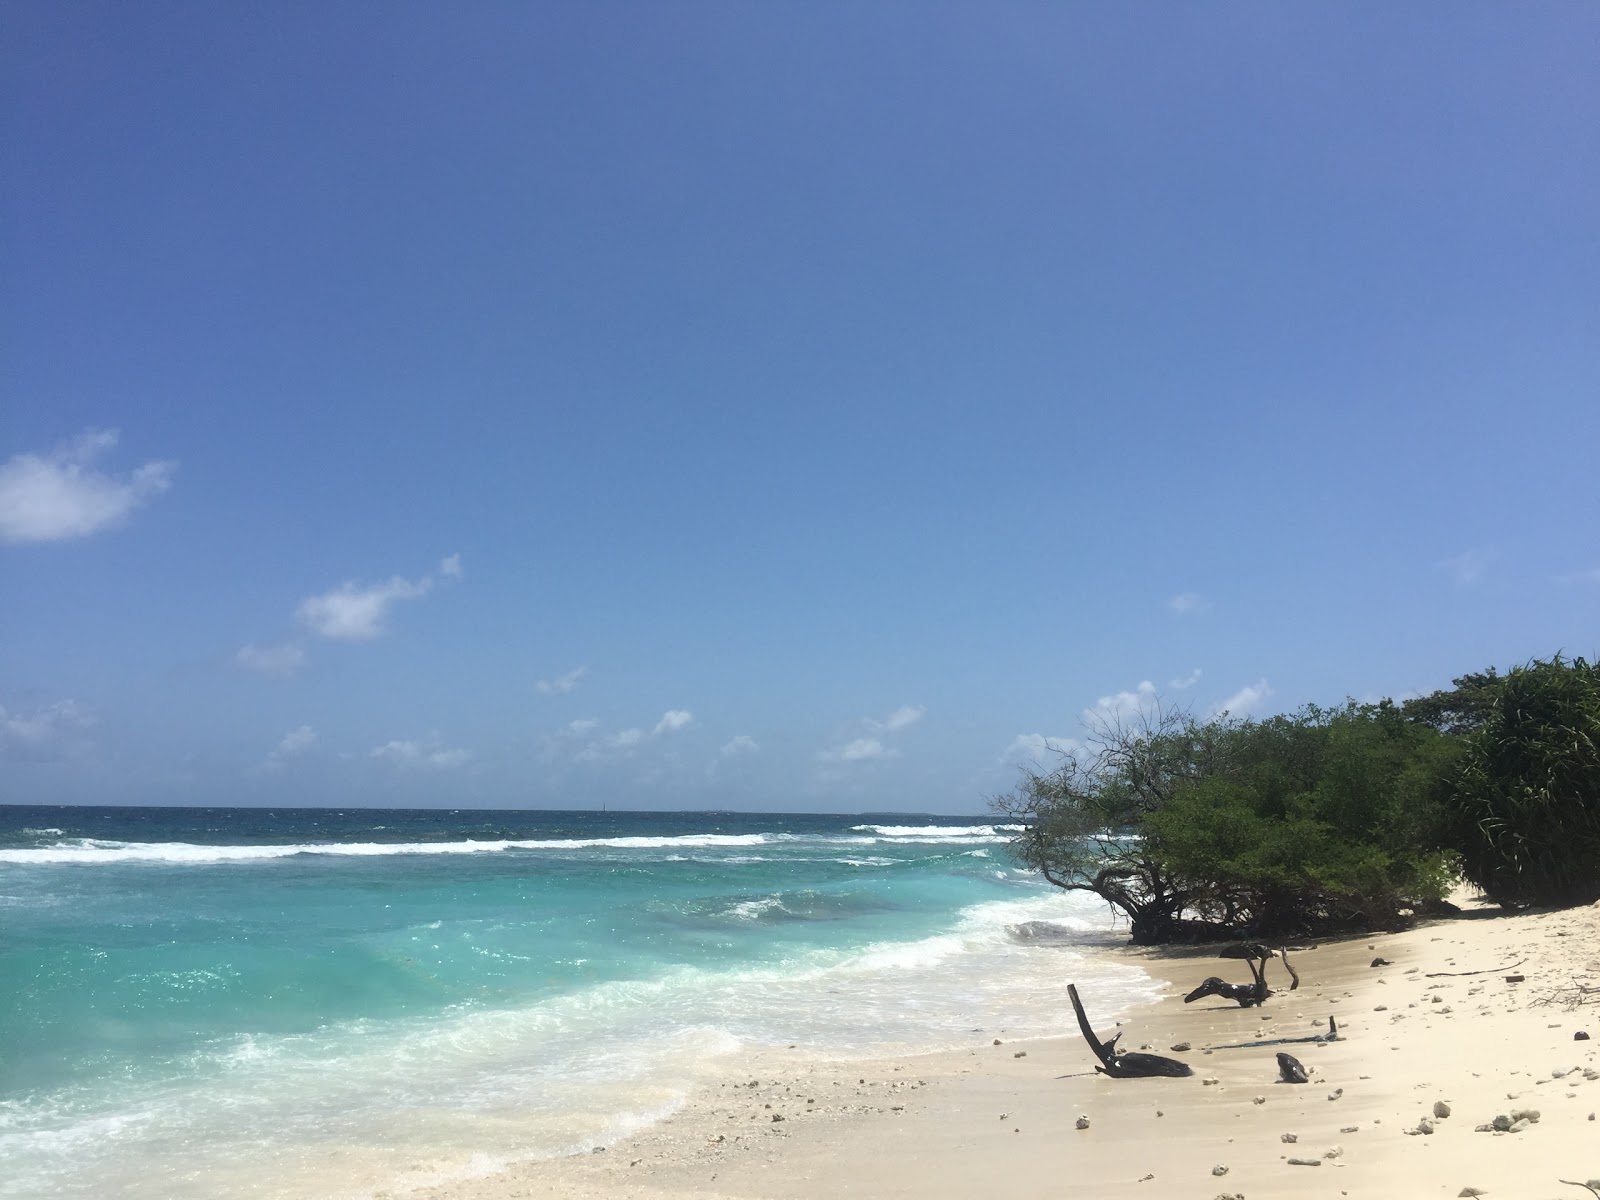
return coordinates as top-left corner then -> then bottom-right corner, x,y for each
412,893 -> 1599,1200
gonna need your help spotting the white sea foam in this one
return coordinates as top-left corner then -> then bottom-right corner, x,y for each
0,883 -> 1152,1200
0,833 -> 773,866
847,823 -> 1024,841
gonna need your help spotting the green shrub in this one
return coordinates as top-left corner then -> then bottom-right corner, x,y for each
1447,655 -> 1600,907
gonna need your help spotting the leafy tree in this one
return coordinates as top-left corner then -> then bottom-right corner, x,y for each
1403,669 -> 1503,736
997,700 -> 1458,942
1446,655 -> 1600,907
991,705 -> 1231,944
1145,704 -> 1457,936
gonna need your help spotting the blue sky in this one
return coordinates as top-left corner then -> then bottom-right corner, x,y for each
3,3 -> 1596,812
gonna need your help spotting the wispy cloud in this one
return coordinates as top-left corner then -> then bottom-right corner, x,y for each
1438,547 -> 1492,586
821,736 -> 893,763
1210,678 -> 1274,719
263,724 -> 317,770
819,704 -> 925,766
0,429 -> 175,544
294,554 -> 462,642
234,641 -> 307,678
719,735 -> 759,758
866,705 -> 925,734
1168,592 -> 1210,616
536,666 -> 589,696
370,735 -> 471,770
1,698 -> 97,760
552,709 -> 695,764
653,709 -> 694,735
1169,668 -> 1203,690
1088,680 -> 1160,724
999,732 -> 1085,767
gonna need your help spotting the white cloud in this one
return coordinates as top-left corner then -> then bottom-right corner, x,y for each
868,704 -> 926,733
565,718 -> 599,736
277,725 -> 317,755
1088,680 -> 1160,724
819,703 -> 924,767
439,553 -> 463,579
234,641 -> 307,678
820,736 -> 894,763
370,736 -> 471,770
0,429 -> 175,544
1210,678 -> 1274,719
609,728 -> 645,748
297,574 -> 434,640
536,666 -> 589,696
1000,733 -> 1086,766
1438,547 -> 1492,586
1168,592 -> 1210,615
1,698 -> 97,760
653,709 -> 694,735
719,735 -> 759,757
1169,668 -> 1203,690
263,724 -> 317,769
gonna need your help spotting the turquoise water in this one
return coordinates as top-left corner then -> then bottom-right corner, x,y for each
0,806 -> 1157,1198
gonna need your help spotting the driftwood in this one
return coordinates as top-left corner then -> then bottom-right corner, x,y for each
1276,1052 -> 1309,1083
1185,944 -> 1299,1007
1067,983 -> 1194,1078
1424,957 -> 1526,978
1206,1016 -> 1340,1051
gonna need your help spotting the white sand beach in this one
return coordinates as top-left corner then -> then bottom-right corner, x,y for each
415,894 -> 1598,1200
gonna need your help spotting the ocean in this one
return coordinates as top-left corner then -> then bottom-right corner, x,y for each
0,806 -> 1158,1198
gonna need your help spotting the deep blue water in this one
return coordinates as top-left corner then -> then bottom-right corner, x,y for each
0,806 -> 1154,1198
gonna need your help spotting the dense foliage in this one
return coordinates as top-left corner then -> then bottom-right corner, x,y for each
1445,656 -> 1600,908
996,654 -> 1599,942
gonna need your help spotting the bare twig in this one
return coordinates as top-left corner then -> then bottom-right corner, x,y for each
1531,981 -> 1600,1010
1557,1179 -> 1600,1200
1424,957 -> 1527,978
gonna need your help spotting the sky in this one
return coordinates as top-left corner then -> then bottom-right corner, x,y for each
2,3 -> 1597,813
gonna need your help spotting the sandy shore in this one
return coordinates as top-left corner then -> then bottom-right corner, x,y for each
413,894 -> 1598,1200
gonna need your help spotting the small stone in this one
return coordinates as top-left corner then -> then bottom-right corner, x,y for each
1253,1095 -> 1266,1105
1170,1042 -> 1192,1052
1286,1157 -> 1323,1166
1281,1132 -> 1298,1143
1458,1189 -> 1486,1197
591,1146 -> 606,1153
1576,1031 -> 1590,1041
1474,1123 -> 1495,1132
1374,1005 -> 1388,1011
1013,1051 -> 1026,1058
993,1038 -> 1002,1045
1434,1101 -> 1452,1118
1509,1108 -> 1541,1123
1552,1067 -> 1569,1078
1491,1115 -> 1512,1131
1156,1110 -> 1164,1117
1340,1124 -> 1358,1133
1203,1077 -> 1220,1086
1075,1116 -> 1091,1130
771,1114 -> 784,1122
1416,1119 -> 1435,1135
1508,1118 -> 1529,1133
1211,1165 -> 1229,1176
1325,1145 -> 1343,1159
